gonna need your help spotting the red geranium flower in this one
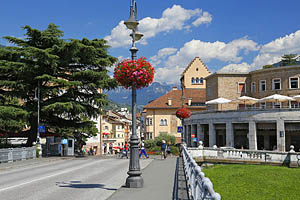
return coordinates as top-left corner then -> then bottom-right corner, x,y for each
176,107 -> 191,119
113,57 -> 155,89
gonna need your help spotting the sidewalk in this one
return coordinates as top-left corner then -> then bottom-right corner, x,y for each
108,156 -> 177,200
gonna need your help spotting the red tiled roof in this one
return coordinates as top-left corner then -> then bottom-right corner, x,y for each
144,88 -> 206,109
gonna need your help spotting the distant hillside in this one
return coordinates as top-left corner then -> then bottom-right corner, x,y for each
104,82 -> 177,107
0,44 -> 4,48
103,99 -> 131,112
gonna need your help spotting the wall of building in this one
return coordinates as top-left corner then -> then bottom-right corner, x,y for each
183,58 -> 211,89
206,74 -> 249,110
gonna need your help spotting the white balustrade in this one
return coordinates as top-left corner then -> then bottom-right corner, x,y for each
0,147 -> 36,163
182,144 -> 221,200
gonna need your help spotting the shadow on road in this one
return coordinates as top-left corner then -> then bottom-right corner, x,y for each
56,181 -> 117,191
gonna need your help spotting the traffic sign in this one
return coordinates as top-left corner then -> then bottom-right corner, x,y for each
191,134 -> 195,138
39,125 -> 45,133
193,138 -> 197,142
177,126 -> 183,133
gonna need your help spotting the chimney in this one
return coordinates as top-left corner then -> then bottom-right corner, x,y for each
172,86 -> 177,90
168,98 -> 172,106
188,98 -> 192,106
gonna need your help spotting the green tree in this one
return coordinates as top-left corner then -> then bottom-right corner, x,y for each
0,23 -> 117,146
280,54 -> 298,66
262,64 -> 273,69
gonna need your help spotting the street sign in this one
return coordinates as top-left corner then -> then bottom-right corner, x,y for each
61,139 -> 68,144
177,126 -> 183,133
39,125 -> 45,133
193,138 -> 197,142
191,134 -> 195,138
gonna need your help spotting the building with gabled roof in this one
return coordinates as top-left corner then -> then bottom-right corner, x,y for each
142,57 -> 210,143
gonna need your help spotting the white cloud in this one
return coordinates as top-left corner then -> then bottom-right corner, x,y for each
217,62 -> 252,73
149,37 -> 259,84
165,37 -> 259,68
192,11 -> 212,26
154,65 -> 185,85
105,5 -> 212,48
104,21 -> 131,48
260,30 -> 300,54
150,48 -> 177,66
218,30 -> 300,73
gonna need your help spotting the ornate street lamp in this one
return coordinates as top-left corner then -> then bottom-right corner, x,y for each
34,81 -> 42,156
124,0 -> 144,188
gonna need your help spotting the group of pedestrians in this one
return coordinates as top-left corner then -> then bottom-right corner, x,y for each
120,139 -> 172,160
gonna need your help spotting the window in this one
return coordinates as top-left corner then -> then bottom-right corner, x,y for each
118,134 -> 120,138
200,77 -> 204,84
260,102 -> 266,109
160,119 -> 168,126
272,78 -> 281,90
237,82 -> 246,93
273,102 -> 281,109
105,126 -> 108,130
290,77 -> 299,89
191,77 -> 195,84
146,132 -> 153,140
146,118 -> 153,126
291,101 -> 299,108
251,82 -> 256,93
259,80 -> 266,91
68,140 -> 73,148
191,102 -> 206,106
196,77 -> 199,83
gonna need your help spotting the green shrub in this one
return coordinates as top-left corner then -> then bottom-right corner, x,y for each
144,139 -> 156,148
154,133 -> 176,146
170,146 -> 179,155
36,148 -> 40,158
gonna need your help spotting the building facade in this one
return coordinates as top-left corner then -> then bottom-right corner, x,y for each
184,65 -> 300,152
143,57 -> 210,142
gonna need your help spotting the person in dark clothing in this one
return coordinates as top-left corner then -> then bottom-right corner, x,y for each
161,140 -> 167,159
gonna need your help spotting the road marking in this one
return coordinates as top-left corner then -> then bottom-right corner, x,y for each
0,159 -> 114,192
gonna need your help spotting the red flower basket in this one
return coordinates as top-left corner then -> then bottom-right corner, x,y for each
176,107 -> 191,119
113,57 -> 155,89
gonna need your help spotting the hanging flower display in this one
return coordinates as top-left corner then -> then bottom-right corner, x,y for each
176,107 -> 191,119
114,57 -> 155,89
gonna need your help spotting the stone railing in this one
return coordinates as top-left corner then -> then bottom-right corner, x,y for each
188,144 -> 300,168
0,147 -> 36,163
182,144 -> 221,200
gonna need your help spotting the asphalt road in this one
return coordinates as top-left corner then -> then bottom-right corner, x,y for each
0,156 -> 152,200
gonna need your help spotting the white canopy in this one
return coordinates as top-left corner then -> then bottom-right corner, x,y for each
205,97 -> 231,105
231,96 -> 259,105
259,94 -> 295,103
293,95 -> 300,102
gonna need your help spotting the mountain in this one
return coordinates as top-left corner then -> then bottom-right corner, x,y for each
104,82 -> 177,107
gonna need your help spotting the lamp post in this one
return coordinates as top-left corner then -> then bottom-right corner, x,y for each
124,0 -> 144,188
34,81 -> 42,156
180,78 -> 186,144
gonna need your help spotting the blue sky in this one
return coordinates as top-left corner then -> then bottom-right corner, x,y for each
1,0 -> 300,84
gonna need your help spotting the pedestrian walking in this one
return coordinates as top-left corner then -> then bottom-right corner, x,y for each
121,141 -> 129,159
139,140 -> 148,159
161,140 -> 167,159
167,142 -> 171,156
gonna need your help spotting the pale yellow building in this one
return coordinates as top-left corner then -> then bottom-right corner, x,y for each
143,57 -> 211,142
